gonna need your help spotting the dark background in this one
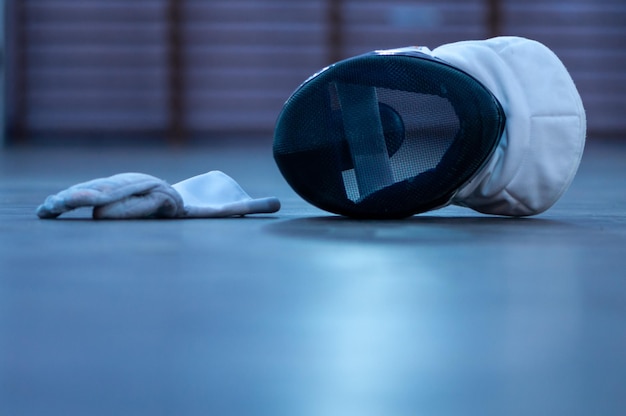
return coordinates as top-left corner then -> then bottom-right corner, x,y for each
4,0 -> 625,145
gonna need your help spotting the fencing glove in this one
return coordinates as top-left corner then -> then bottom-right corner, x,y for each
273,36 -> 586,218
36,171 -> 280,219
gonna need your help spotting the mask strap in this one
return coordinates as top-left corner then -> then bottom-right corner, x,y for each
335,82 -> 394,199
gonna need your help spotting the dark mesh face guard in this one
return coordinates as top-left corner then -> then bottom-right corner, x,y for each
273,50 -> 506,219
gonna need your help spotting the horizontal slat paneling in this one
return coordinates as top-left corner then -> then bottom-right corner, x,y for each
558,49 -> 626,72
27,46 -> 168,68
25,1 -> 165,22
342,0 -> 486,55
186,69 -> 315,95
503,0 -> 626,136
184,46 -> 326,70
28,68 -> 168,91
27,91 -> 168,109
181,1 -> 326,132
184,24 -> 324,47
342,3 -> 485,29
506,6 -> 626,27
20,0 -> 169,135
27,112 -> 167,131
27,24 -> 167,45
6,0 -> 626,141
184,1 -> 324,23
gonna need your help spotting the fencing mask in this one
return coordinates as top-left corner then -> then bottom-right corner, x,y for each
273,36 -> 586,218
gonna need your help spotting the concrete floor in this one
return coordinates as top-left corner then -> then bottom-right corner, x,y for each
1,138 -> 625,416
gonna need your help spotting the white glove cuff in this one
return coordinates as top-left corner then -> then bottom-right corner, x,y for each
173,171 -> 281,218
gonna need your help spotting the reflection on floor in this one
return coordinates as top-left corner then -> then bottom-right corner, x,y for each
1,138 -> 625,416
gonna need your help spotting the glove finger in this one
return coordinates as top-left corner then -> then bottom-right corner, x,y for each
94,189 -> 184,219
37,173 -> 173,219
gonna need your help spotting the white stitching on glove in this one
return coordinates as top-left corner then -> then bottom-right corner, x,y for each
36,171 -> 280,219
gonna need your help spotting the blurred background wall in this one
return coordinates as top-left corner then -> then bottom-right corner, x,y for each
3,0 -> 625,146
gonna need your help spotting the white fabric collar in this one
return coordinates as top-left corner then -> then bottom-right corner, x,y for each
430,36 -> 586,215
